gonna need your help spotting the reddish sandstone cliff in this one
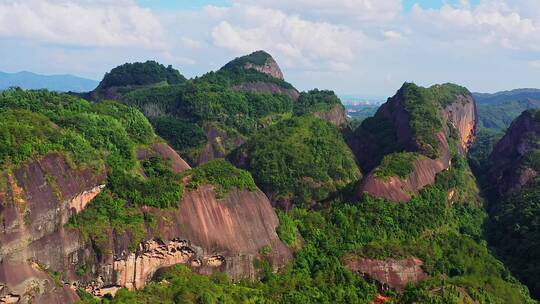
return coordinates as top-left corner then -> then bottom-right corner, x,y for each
353,85 -> 477,202
0,153 -> 107,303
0,144 -> 291,301
344,256 -> 428,292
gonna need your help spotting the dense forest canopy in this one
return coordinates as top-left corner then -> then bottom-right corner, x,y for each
233,116 -> 360,207
2,51 -> 539,303
98,61 -> 186,89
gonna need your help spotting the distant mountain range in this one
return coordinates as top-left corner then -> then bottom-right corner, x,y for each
0,71 -> 98,92
473,88 -> 540,104
473,88 -> 540,131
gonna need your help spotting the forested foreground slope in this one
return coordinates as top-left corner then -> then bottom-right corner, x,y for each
0,51 -> 537,304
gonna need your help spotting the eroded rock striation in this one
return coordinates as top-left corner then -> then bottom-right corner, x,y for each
0,153 -> 107,303
0,143 -> 291,302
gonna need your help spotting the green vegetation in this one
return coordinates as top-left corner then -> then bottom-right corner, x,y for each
0,88 -> 185,256
353,83 -> 470,170
483,112 -> 540,299
0,109 -> 99,168
93,153 -> 534,303
489,180 -> 540,299
68,191 -> 148,253
295,89 -> 342,115
121,80 -> 294,162
400,83 -> 444,158
475,90 -> 540,131
207,50 -> 293,89
184,159 -> 257,197
79,265 -> 265,303
238,116 -> 360,206
276,210 -> 301,250
430,83 -> 470,107
98,61 -> 185,89
374,152 -> 419,179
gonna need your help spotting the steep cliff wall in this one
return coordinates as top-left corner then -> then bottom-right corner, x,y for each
352,83 -> 477,202
489,109 -> 540,193
89,185 -> 292,293
0,145 -> 291,301
0,153 -> 107,302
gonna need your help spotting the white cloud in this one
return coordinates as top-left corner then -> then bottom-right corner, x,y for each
411,0 -> 540,51
0,0 -> 165,49
233,0 -> 402,23
210,5 -> 364,72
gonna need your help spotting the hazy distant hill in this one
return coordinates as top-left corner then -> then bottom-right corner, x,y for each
0,71 -> 98,92
473,88 -> 540,131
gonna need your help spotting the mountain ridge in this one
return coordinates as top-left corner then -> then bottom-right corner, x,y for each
0,70 -> 98,92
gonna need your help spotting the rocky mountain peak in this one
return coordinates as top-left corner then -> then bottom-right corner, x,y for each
489,109 -> 540,193
221,50 -> 284,80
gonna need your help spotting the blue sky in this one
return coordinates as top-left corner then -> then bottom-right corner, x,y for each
0,0 -> 539,96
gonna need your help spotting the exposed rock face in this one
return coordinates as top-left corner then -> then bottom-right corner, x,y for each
89,185 -> 291,293
0,144 -> 291,301
489,110 -> 540,193
352,84 -> 477,202
312,104 -> 350,129
244,59 -> 284,80
442,95 -> 477,153
0,153 -> 107,303
232,82 -> 300,101
357,133 -> 451,202
344,256 -> 428,292
0,260 -> 79,304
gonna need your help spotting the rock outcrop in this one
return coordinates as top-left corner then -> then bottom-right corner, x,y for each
312,104 -> 350,129
222,50 -> 284,80
244,57 -> 284,80
351,83 -> 477,202
489,109 -> 540,193
0,143 -> 291,302
344,256 -> 428,292
0,153 -> 107,302
222,51 -> 300,101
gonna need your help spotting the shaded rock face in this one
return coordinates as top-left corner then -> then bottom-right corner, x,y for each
0,260 -> 79,304
0,153 -> 107,303
353,88 -> 477,202
232,82 -> 300,101
489,110 -> 540,193
344,256 -> 428,292
0,144 -> 291,301
312,104 -> 350,129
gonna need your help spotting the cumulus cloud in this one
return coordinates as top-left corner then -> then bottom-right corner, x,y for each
411,0 -> 540,51
0,0 -> 165,49
210,5 -> 365,71
233,0 -> 402,23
